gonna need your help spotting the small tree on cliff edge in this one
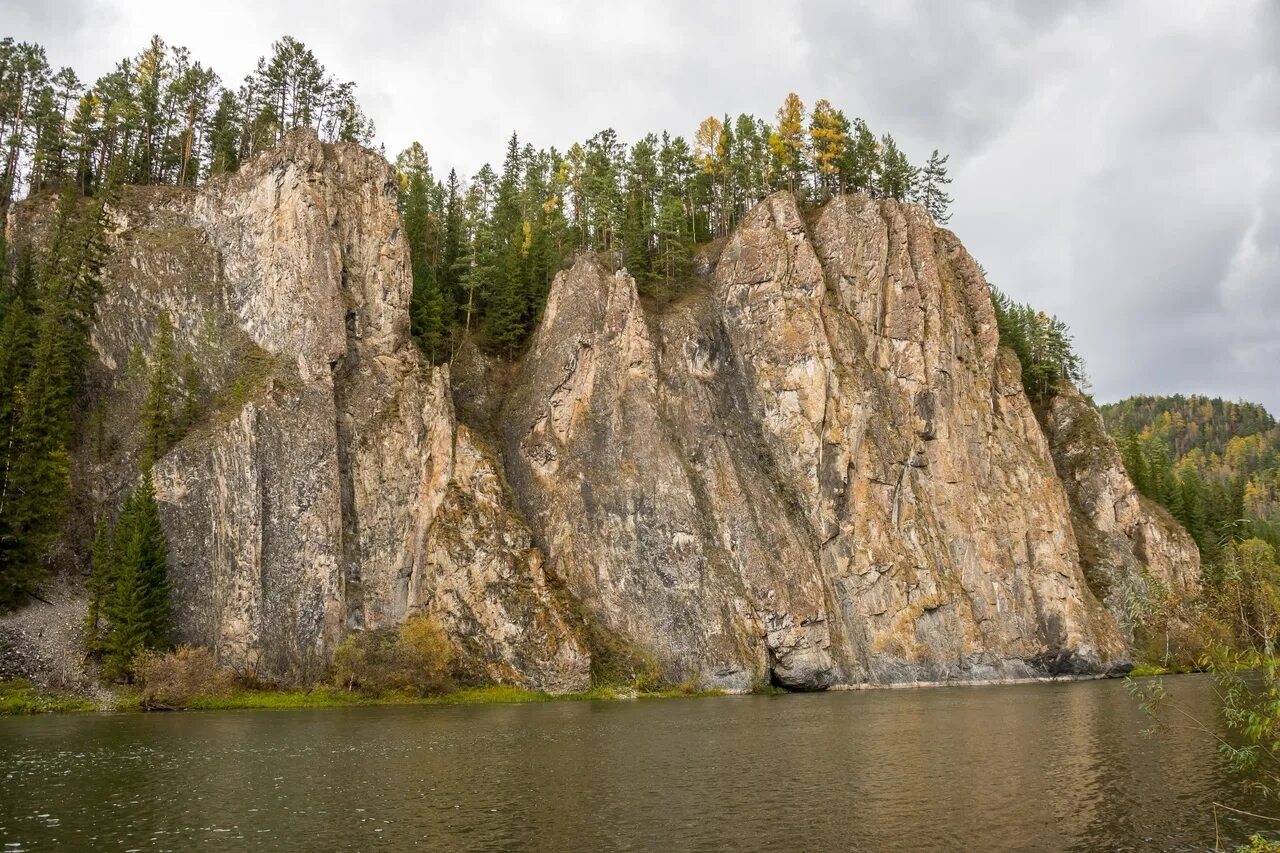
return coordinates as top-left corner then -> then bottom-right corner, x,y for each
914,150 -> 954,224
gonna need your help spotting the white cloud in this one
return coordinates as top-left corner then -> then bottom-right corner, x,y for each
5,0 -> 1278,410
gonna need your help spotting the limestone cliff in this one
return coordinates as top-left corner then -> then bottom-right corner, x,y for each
3,132 -> 1200,691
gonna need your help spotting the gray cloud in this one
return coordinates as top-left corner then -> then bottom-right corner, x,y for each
5,0 -> 1278,411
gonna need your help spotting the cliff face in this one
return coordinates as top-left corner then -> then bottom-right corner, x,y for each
1040,384 -> 1201,631
73,133 -> 589,690
503,194 -> 1128,689
6,132 -> 1200,690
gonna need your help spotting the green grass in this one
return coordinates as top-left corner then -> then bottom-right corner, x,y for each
151,682 -> 726,712
1127,663 -> 1171,677
2,677 -> 728,716
182,686 -> 436,711
432,684 -> 555,705
0,680 -> 96,715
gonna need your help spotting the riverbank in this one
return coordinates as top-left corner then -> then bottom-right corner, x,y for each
0,678 -> 730,716
3,663 -> 1214,717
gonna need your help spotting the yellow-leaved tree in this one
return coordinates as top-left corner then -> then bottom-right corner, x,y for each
809,98 -> 848,196
768,93 -> 807,193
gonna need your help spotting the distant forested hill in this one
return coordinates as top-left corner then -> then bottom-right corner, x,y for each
1100,395 -> 1280,561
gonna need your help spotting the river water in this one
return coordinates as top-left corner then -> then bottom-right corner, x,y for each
1,675 -> 1276,851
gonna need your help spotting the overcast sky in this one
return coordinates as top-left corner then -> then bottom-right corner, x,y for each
7,0 -> 1279,412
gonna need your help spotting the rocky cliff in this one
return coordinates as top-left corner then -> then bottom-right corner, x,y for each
3,132 -> 1200,691
24,133 -> 589,690
1040,384 -> 1201,633
501,194 -> 1132,689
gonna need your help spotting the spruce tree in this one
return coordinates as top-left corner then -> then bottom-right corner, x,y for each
0,191 -> 106,608
177,353 -> 204,433
207,90 -> 241,176
395,142 -> 448,360
102,470 -> 170,679
82,515 -> 116,656
140,311 -> 177,466
438,169 -> 465,323
655,191 -> 692,285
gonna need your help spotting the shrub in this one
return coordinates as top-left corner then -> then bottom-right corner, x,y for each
134,646 -> 233,709
331,615 -> 455,696
397,615 -> 454,694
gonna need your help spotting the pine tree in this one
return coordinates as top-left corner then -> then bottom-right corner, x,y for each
731,114 -> 767,215
840,118 -> 879,195
132,36 -> 169,184
0,40 -> 52,210
914,149 -> 954,223
877,134 -> 918,201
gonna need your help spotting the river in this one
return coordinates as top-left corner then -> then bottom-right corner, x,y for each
1,675 -> 1276,851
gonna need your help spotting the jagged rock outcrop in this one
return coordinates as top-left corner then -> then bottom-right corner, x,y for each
504,194 -> 1132,689
4,136 -> 1202,692
74,132 -> 589,689
1040,383 -> 1201,630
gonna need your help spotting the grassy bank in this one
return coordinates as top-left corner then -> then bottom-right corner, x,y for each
0,679 -> 727,716
0,680 -> 97,715
185,683 -> 726,711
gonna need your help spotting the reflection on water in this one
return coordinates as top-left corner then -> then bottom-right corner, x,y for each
0,675 -> 1275,851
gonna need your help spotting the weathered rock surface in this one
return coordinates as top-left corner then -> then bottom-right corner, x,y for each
3,136 -> 1201,692
504,194 -> 1135,689
75,132 -> 589,689
1040,383 -> 1201,631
